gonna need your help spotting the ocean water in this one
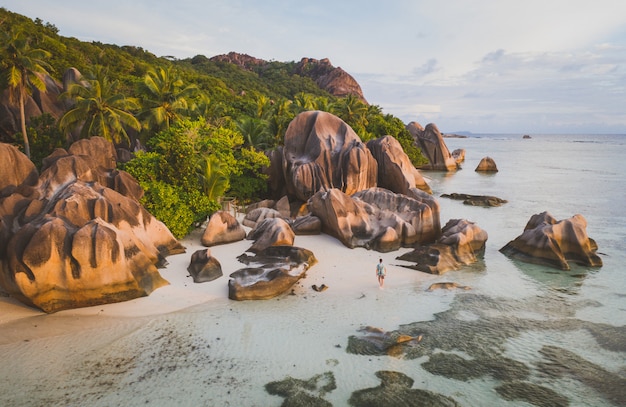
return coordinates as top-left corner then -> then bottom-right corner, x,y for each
1,134 -> 625,406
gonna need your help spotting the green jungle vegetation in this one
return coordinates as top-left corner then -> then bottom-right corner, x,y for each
0,7 -> 427,238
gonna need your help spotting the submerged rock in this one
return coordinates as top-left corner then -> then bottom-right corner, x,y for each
441,192 -> 508,207
421,352 -> 530,382
348,370 -> 460,407
537,345 -> 626,405
346,292 -> 626,406
427,282 -> 471,291
500,211 -> 602,270
495,382 -> 570,407
346,326 -> 423,357
265,371 -> 336,407
229,246 -> 317,300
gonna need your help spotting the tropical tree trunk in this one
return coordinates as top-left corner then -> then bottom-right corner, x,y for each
19,89 -> 30,159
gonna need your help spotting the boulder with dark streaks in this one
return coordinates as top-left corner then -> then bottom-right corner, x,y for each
500,211 -> 602,270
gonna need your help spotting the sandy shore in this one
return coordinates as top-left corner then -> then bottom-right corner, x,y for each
0,223 -> 443,333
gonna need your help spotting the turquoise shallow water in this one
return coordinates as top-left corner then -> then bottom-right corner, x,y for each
1,134 -> 624,406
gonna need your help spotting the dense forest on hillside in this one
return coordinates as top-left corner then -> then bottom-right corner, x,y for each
0,7 -> 427,237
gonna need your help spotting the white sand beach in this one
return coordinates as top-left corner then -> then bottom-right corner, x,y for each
3,134 -> 625,406
0,222 -> 470,406
0,224 -> 443,322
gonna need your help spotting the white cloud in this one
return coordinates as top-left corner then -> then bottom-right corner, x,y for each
3,0 -> 626,133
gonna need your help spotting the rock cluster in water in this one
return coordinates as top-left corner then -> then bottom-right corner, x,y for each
500,211 -> 602,270
345,292 -> 625,406
0,137 -> 184,313
397,219 -> 488,274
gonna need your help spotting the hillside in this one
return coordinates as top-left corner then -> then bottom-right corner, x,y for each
0,7 -> 367,143
0,6 -> 427,237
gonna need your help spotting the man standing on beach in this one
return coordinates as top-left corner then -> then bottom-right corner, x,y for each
376,258 -> 386,288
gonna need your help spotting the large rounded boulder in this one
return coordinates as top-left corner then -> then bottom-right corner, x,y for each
499,212 -> 602,270
397,218 -> 488,274
0,143 -> 38,197
366,135 -> 431,194
229,246 -> 317,300
201,210 -> 246,247
0,138 -> 184,313
282,110 -> 378,201
308,187 -> 441,252
407,122 -> 458,171
246,217 -> 295,253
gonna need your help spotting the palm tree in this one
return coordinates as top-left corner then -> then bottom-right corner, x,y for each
1,26 -> 51,158
59,66 -> 141,144
313,96 -> 331,112
137,66 -> 197,133
331,94 -> 369,133
293,92 -> 315,112
237,116 -> 271,150
254,94 -> 272,119
197,155 -> 229,202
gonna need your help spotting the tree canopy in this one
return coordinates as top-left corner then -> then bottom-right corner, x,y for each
0,6 -> 428,237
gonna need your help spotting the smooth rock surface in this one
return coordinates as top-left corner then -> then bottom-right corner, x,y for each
187,249 -> 223,283
397,218 -> 488,274
229,246 -> 317,300
0,138 -> 184,312
201,210 -> 246,247
282,110 -> 378,201
367,135 -> 431,194
500,211 -> 602,270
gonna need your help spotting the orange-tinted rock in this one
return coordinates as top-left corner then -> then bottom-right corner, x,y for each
246,217 -> 295,253
201,210 -> 246,247
452,148 -> 466,164
242,207 -> 283,229
0,138 -> 184,312
475,156 -> 498,172
294,57 -> 367,102
290,214 -> 322,235
308,187 -> 440,252
0,143 -> 38,197
229,246 -> 317,300
500,212 -> 602,270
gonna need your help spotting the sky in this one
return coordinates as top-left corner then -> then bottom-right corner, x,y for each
3,0 -> 626,134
